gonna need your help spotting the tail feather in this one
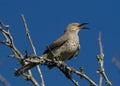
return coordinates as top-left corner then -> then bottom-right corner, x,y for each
15,62 -> 39,76
15,54 -> 47,76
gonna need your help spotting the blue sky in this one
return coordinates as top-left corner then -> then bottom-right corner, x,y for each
0,0 -> 120,86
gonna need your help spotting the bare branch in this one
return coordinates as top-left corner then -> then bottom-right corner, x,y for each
0,20 -> 39,86
15,51 -> 97,86
97,32 -> 112,86
0,20 -> 23,60
21,14 -> 36,55
0,74 -> 10,86
1,17 -> 113,86
56,60 -> 97,86
98,32 -> 104,56
21,14 -> 45,86
29,70 -> 40,86
98,32 -> 104,86
112,57 -> 120,70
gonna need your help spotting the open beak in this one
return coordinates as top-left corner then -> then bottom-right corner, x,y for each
78,23 -> 90,30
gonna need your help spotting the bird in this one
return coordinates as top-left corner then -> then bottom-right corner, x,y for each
15,22 -> 89,76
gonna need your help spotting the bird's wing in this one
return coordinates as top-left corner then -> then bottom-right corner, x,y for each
43,35 -> 67,54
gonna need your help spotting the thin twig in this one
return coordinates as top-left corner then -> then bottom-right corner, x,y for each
98,32 -> 104,86
21,14 -> 45,86
0,74 -> 10,86
28,70 -> 39,86
0,20 -> 23,60
97,32 -> 112,86
112,57 -> 120,70
21,14 -> 36,55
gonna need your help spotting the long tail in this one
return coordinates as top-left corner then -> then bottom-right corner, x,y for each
15,54 -> 47,76
15,62 -> 39,76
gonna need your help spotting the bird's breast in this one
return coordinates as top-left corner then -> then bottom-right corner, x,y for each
66,40 -> 79,51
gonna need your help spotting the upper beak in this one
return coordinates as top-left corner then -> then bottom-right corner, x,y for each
78,23 -> 90,30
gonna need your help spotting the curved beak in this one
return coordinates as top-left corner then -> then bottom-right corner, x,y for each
78,23 -> 90,30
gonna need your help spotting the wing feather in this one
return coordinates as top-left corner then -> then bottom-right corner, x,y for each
43,35 -> 67,54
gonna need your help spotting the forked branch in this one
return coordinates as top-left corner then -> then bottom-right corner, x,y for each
0,19 -> 39,86
97,32 -> 112,86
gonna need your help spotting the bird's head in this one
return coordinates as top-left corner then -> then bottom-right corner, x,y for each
64,22 -> 89,33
